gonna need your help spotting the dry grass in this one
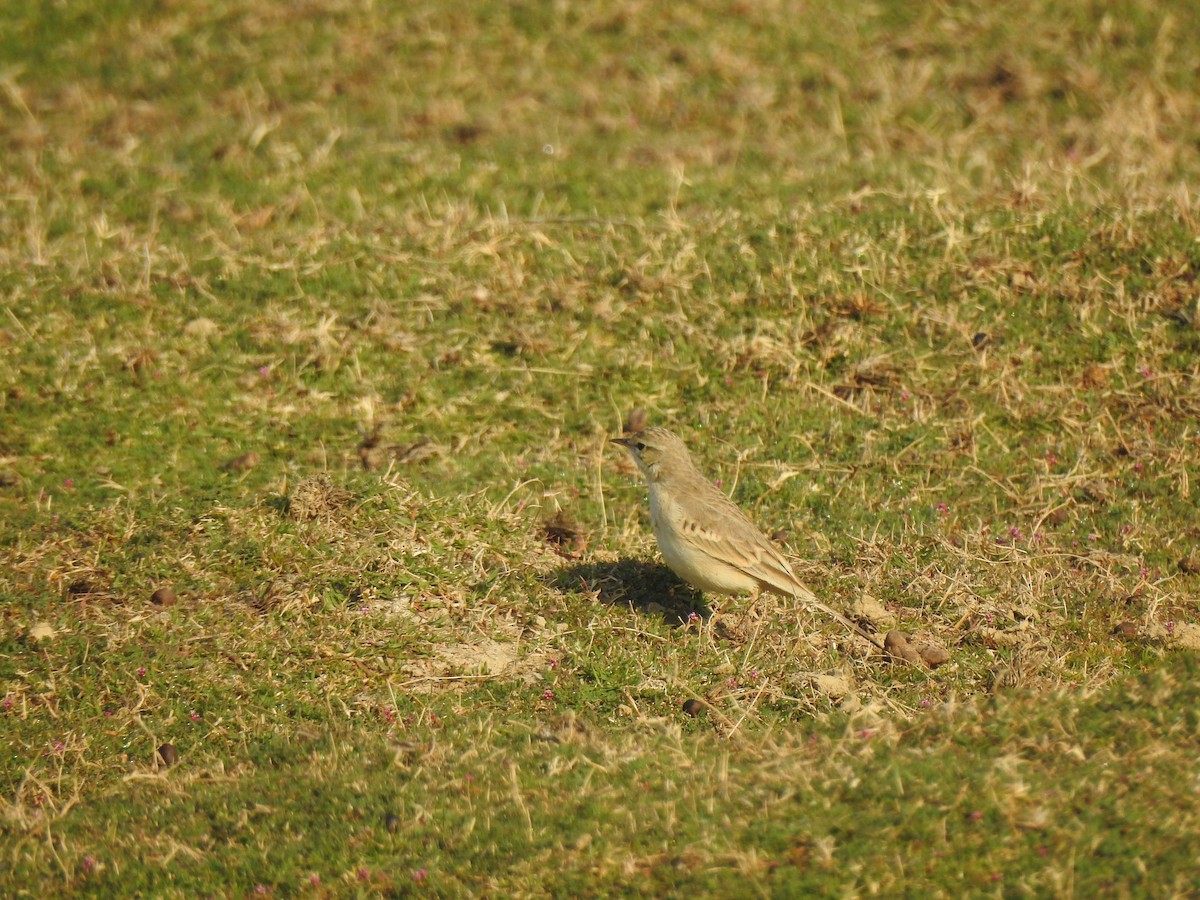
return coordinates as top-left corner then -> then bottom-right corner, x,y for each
3,0 -> 1200,893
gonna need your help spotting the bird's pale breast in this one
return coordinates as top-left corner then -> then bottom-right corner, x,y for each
648,484 -> 759,595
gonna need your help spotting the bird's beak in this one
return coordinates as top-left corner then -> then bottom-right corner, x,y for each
610,437 -> 633,448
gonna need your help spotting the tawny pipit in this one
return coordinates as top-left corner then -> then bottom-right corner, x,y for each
611,426 -> 880,649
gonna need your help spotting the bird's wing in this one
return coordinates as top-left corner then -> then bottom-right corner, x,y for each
685,490 -> 807,594
689,491 -> 883,650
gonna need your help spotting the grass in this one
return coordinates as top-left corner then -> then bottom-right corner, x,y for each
3,0 -> 1200,894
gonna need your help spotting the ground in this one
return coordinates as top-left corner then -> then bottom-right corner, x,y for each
2,0 -> 1200,895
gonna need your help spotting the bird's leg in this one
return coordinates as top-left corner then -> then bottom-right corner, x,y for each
701,594 -> 721,644
738,587 -> 763,633
746,586 -> 763,615
705,596 -> 745,644
711,591 -> 758,644
742,588 -> 768,657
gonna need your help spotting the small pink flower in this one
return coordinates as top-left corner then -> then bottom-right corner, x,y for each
254,886 -> 268,896
258,366 -> 270,377
686,611 -> 701,624
919,699 -> 931,708
52,740 -> 65,754
2,695 -> 14,712
309,874 -> 320,886
413,868 -> 428,884
1088,534 -> 1099,542
137,667 -> 147,678
542,689 -> 555,701
1139,366 -> 1153,379
63,478 -> 75,489
357,868 -> 370,882
936,503 -> 949,514
190,712 -> 201,722
1044,452 -> 1058,467
82,856 -> 96,872
1166,621 -> 1176,634
968,810 -> 984,822
1009,527 -> 1021,539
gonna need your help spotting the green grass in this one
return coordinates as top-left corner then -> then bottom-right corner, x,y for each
4,0 -> 1200,894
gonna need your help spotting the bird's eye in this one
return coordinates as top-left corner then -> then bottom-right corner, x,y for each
635,442 -> 646,451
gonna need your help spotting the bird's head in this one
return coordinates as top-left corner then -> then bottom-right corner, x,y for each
610,426 -> 689,484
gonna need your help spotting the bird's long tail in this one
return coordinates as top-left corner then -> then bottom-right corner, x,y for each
789,583 -> 884,651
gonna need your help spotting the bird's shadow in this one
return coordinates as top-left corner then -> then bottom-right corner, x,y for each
547,558 -> 712,624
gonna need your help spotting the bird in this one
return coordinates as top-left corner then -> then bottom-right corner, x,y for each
610,426 -> 881,650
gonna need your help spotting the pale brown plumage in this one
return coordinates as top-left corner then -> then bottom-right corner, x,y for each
612,426 -> 880,649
